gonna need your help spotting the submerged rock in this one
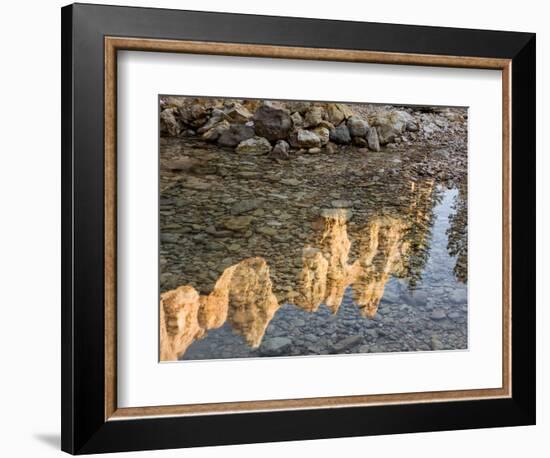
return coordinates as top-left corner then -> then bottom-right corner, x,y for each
430,309 -> 447,320
223,215 -> 254,231
260,337 -> 292,356
331,335 -> 362,353
236,136 -> 272,154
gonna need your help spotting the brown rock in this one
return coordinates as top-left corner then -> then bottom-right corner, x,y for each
253,102 -> 293,140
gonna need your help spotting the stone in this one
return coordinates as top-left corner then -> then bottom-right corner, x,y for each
353,137 -> 368,147
160,233 -> 179,243
235,136 -> 272,154
270,139 -> 290,160
370,110 -> 415,145
312,126 -> 330,146
295,129 -> 321,148
161,96 -> 187,109
335,103 -> 354,119
325,142 -> 337,154
181,176 -> 215,190
308,147 -> 322,154
196,110 -> 228,134
286,101 -> 310,114
178,102 -> 209,128
430,309 -> 447,320
347,116 -> 369,137
331,199 -> 352,208
331,335 -> 362,353
257,226 -> 278,237
160,108 -> 180,136
329,124 -> 351,144
224,102 -> 253,123
303,106 -> 325,128
317,120 -> 335,130
430,335 -> 444,350
290,111 -> 304,128
253,102 -> 293,140
448,288 -> 467,304
201,120 -> 230,142
367,127 -> 381,151
223,216 -> 254,231
281,178 -> 301,186
217,124 -> 255,147
230,199 -> 261,215
325,103 -> 345,126
260,337 -> 292,356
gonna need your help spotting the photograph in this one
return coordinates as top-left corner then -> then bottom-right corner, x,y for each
158,96 -> 469,362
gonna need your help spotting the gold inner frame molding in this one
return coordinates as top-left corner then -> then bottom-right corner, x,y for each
104,36 -> 512,421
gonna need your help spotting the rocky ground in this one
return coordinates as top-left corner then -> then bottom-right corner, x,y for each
158,96 -> 468,361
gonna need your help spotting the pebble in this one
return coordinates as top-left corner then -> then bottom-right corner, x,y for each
430,309 -> 447,320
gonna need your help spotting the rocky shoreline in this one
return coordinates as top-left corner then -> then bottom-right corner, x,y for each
160,96 -> 467,166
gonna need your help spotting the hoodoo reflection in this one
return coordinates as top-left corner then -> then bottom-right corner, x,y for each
160,179 -> 439,361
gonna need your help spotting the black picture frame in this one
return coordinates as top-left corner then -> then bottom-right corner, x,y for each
61,3 -> 536,454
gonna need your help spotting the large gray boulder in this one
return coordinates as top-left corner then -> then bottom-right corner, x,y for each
217,124 -> 255,147
370,110 -> 415,144
329,124 -> 351,144
291,129 -> 321,148
347,116 -> 369,137
253,102 -> 293,141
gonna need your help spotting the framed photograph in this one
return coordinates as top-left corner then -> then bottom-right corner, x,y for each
61,3 -> 536,454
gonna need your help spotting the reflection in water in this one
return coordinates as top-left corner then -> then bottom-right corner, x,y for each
160,179 -> 445,361
447,184 -> 468,283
